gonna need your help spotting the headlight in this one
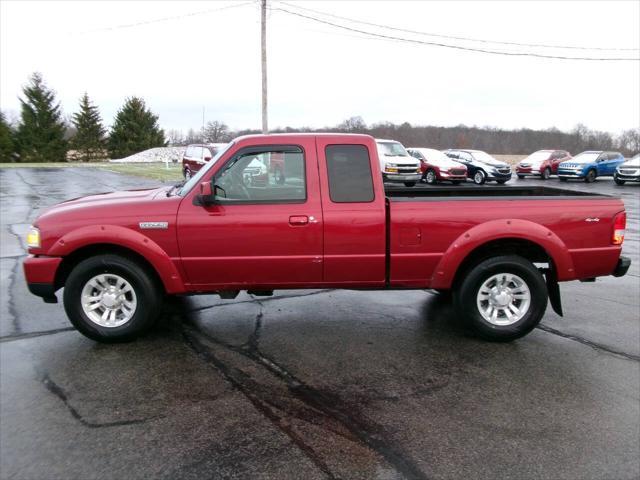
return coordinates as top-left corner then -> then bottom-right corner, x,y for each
26,226 -> 41,249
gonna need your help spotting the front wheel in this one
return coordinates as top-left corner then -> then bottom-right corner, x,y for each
614,176 -> 626,185
451,180 -> 462,185
425,169 -> 437,185
404,181 -> 416,187
184,168 -> 192,180
454,255 -> 548,341
473,170 -> 486,185
541,167 -> 551,180
585,169 -> 597,183
63,254 -> 163,342
559,177 -> 568,182
517,174 -> 526,179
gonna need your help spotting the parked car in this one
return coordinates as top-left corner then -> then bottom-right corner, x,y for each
614,154 -> 640,185
516,150 -> 572,180
407,147 -> 467,184
375,139 -> 422,187
23,133 -> 630,343
557,151 -> 626,183
443,149 -> 512,185
182,143 -> 227,179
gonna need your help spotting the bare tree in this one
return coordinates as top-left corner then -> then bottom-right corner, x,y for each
337,116 -> 367,132
203,120 -> 230,143
166,129 -> 185,146
184,128 -> 203,144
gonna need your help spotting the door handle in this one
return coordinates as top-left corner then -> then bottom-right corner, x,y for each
289,215 -> 309,226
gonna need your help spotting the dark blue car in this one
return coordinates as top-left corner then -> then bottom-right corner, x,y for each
443,149 -> 512,185
557,151 -> 625,183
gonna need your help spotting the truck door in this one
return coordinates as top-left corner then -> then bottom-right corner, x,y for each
177,140 -> 323,288
316,139 -> 387,286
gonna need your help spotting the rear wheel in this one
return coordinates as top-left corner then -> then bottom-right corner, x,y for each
184,168 -> 192,180
454,255 -> 547,341
275,168 -> 286,185
473,170 -> 486,185
542,167 -> 551,180
63,255 -> 163,342
425,169 -> 437,185
517,174 -> 526,179
585,169 -> 597,183
404,182 -> 416,187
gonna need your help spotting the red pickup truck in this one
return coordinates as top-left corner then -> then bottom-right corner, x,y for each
24,134 -> 630,343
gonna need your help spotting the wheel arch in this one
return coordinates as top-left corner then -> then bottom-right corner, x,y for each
430,219 -> 576,290
48,225 -> 186,294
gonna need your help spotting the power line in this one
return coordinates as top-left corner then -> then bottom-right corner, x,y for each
271,6 -> 640,61
72,1 -> 255,35
278,1 -> 639,52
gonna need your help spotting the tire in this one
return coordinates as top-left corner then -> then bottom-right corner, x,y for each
451,180 -> 462,185
614,176 -> 626,185
517,175 -> 526,179
404,182 -> 416,187
585,169 -> 597,183
559,177 -> 568,182
473,170 -> 486,185
496,180 -> 507,185
454,255 -> 548,342
425,169 -> 437,185
275,168 -> 286,185
541,167 -> 551,180
63,254 -> 163,342
184,168 -> 192,180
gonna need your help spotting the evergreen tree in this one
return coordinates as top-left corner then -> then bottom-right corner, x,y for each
71,93 -> 106,161
108,97 -> 165,159
16,73 -> 67,162
0,112 -> 15,163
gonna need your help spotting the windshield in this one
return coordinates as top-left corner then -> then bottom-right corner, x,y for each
423,149 -> 453,164
377,142 -> 409,157
523,151 -> 551,163
572,152 -> 600,163
471,151 -> 500,164
178,142 -> 235,196
628,154 -> 640,165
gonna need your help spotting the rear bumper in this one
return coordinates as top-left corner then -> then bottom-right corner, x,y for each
613,256 -> 631,277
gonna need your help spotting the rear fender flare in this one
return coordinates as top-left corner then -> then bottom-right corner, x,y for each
430,219 -> 575,289
47,225 -> 185,293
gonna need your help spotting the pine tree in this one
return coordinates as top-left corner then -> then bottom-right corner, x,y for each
0,112 -> 15,163
16,73 -> 68,162
108,97 -> 166,159
71,93 -> 106,161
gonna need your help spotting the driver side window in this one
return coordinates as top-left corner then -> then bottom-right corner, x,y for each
214,147 -> 306,203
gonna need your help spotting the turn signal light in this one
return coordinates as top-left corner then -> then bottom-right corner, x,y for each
612,211 -> 626,245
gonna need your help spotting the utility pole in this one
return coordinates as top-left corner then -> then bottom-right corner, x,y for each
261,0 -> 268,134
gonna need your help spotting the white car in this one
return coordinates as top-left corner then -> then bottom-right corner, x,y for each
375,139 -> 422,187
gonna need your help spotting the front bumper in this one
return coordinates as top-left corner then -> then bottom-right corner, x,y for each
615,172 -> 640,182
486,172 -> 512,181
613,256 -> 631,277
23,255 -> 62,303
557,169 -> 585,178
383,173 -> 422,183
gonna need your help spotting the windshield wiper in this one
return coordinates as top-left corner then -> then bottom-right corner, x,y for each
166,180 -> 185,197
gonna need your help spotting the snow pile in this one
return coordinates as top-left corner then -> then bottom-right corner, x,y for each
110,147 -> 185,163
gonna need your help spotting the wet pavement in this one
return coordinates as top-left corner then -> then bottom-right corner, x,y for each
1,168 -> 638,480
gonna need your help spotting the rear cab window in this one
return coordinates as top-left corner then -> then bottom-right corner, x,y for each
325,145 -> 375,203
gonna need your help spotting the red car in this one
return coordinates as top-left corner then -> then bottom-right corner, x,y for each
23,134 -> 629,343
516,150 -> 572,180
407,147 -> 468,184
182,143 -> 227,179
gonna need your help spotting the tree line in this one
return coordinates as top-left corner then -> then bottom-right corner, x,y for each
0,73 -> 165,162
2,74 -> 638,163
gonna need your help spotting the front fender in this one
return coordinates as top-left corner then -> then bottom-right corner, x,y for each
47,224 -> 186,294
429,219 -> 576,289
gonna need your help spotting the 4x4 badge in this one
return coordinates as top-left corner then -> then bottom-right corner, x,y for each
139,222 -> 168,229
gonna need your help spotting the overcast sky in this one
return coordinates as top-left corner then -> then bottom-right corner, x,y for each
1,0 -> 639,135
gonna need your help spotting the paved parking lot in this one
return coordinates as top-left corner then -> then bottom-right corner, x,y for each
1,168 -> 638,480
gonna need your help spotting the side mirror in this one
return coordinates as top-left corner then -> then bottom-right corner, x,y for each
203,156 -> 212,162
195,181 -> 214,206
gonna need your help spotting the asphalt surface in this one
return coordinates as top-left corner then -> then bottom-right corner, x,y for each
1,168 -> 638,480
